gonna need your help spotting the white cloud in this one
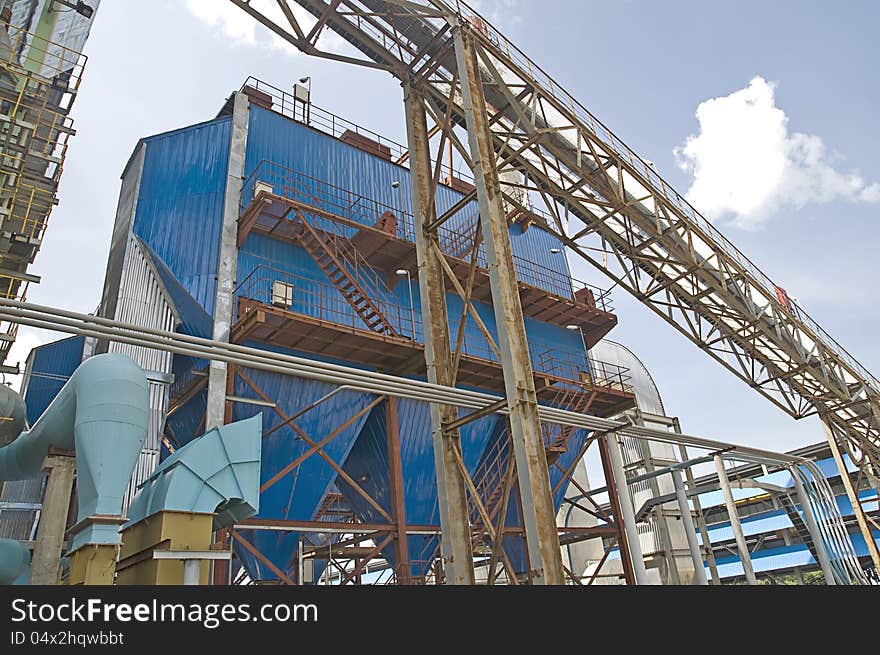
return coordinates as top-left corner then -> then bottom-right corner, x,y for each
675,76 -> 880,230
184,0 -> 302,55
470,0 -> 524,26
185,0 -> 365,58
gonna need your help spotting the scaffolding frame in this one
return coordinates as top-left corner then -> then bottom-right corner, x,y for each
0,19 -> 87,367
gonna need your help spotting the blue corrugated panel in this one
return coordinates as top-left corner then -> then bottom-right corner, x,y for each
229,369 -> 374,582
697,489 -> 879,549
713,543 -> 815,578
134,118 -> 232,316
337,399 -> 498,578
698,509 -> 792,545
22,336 -> 85,425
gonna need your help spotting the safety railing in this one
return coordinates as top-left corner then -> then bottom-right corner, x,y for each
240,76 -> 473,185
0,273 -> 27,355
301,210 -> 404,321
242,77 -> 408,161
537,348 -> 632,394
235,264 -> 624,395
235,265 -> 421,341
241,160 -> 417,241
242,161 -> 615,309
442,0 -> 880,391
0,177 -> 58,242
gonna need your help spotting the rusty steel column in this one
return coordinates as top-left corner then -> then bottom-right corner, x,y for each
385,396 -> 412,585
453,26 -> 564,585
403,83 -> 475,584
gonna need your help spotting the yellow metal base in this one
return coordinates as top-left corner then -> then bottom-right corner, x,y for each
116,511 -> 214,585
67,544 -> 119,586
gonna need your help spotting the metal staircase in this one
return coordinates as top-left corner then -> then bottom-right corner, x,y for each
290,210 -> 401,337
469,385 -> 592,536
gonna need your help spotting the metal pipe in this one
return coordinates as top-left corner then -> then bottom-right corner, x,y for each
789,466 -> 836,585
672,470 -> 708,585
0,305 -> 807,470
0,300 -> 818,467
713,455 -> 756,585
605,434 -> 651,585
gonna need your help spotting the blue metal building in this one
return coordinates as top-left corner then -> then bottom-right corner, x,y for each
38,79 -> 636,583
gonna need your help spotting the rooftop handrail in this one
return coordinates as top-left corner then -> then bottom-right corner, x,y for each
240,75 -> 477,181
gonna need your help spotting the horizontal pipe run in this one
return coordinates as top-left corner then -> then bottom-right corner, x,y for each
0,299 -> 809,468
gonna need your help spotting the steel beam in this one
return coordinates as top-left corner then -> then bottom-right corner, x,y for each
403,82 -> 475,584
605,434 -> 651,585
672,469 -> 708,585
453,24 -> 564,586
714,455 -> 757,585
207,91 -> 248,431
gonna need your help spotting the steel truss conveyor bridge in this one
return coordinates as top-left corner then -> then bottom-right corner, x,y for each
228,0 -> 880,574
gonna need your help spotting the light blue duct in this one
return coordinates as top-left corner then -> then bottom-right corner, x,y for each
0,538 -> 30,584
0,353 -> 149,550
124,415 -> 262,530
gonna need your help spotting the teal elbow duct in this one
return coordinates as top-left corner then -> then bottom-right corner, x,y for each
124,415 -> 262,530
0,353 -> 149,550
0,538 -> 30,585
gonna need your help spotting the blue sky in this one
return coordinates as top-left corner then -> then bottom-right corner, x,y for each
14,0 -> 879,455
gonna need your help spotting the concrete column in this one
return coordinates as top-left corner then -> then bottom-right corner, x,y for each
606,434 -> 651,585
454,25 -> 563,586
714,455 -> 756,584
29,453 -> 75,584
672,469 -> 708,585
206,92 -> 249,432
403,84 -> 475,584
789,466 -> 836,585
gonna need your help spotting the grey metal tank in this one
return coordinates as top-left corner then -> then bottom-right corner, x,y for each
0,384 -> 27,447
